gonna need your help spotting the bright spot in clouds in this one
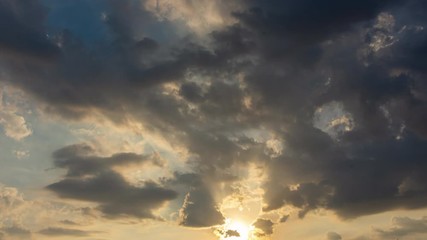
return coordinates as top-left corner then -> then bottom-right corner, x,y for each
218,218 -> 255,240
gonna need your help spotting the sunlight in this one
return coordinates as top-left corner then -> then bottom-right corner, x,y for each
219,218 -> 255,240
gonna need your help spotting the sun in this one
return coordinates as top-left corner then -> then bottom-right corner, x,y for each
218,218 -> 255,240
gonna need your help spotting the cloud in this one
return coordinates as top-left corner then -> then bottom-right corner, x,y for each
225,229 -> 240,238
0,112 -> 32,140
0,0 -> 60,60
253,218 -> 274,236
144,0 -> 241,35
59,220 -> 79,226
173,173 -> 225,227
47,144 -> 178,219
12,150 -> 30,159
0,183 -> 95,235
51,144 -> 161,177
1,226 -> 31,238
374,216 -> 427,239
279,215 -> 289,223
179,190 -> 224,227
38,227 -> 92,237
0,87 -> 32,141
233,1 -> 427,220
327,232 -> 342,240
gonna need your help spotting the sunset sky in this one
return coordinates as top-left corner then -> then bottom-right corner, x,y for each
1,0 -> 427,239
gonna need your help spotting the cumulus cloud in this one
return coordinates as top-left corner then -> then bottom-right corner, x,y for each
0,87 -> 32,141
0,112 -> 32,140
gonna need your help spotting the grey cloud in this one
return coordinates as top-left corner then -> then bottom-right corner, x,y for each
262,124 -> 427,219
0,0 -> 235,124
253,218 -> 274,236
172,173 -> 225,227
52,144 -> 158,177
2,227 -> 30,236
279,215 -> 289,223
225,230 -> 240,238
327,232 -> 342,240
374,216 -> 427,239
47,145 -> 177,219
245,0 -> 427,219
0,0 -> 60,60
1,226 -> 31,239
59,220 -> 79,226
179,189 -> 224,227
38,227 -> 92,237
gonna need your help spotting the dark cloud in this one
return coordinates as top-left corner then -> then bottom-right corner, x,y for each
374,216 -> 427,239
0,0 -> 60,60
59,220 -> 79,226
225,230 -> 240,238
244,0 -> 427,219
38,227 -> 92,237
263,125 -> 427,219
1,226 -> 31,239
253,218 -> 274,236
47,144 -> 177,219
0,0 -> 235,124
234,0 -> 400,39
172,173 -> 225,227
179,189 -> 224,227
279,215 -> 290,223
327,232 -> 342,240
52,144 -> 160,177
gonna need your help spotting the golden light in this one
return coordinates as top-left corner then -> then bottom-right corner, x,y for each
219,218 -> 255,240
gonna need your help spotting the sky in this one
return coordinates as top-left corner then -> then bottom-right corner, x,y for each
1,0 -> 427,239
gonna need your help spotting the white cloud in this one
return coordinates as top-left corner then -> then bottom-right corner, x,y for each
144,0 -> 241,35
12,150 -> 30,159
0,87 -> 32,141
0,184 -> 94,232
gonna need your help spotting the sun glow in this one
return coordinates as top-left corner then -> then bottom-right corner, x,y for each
218,218 -> 255,240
